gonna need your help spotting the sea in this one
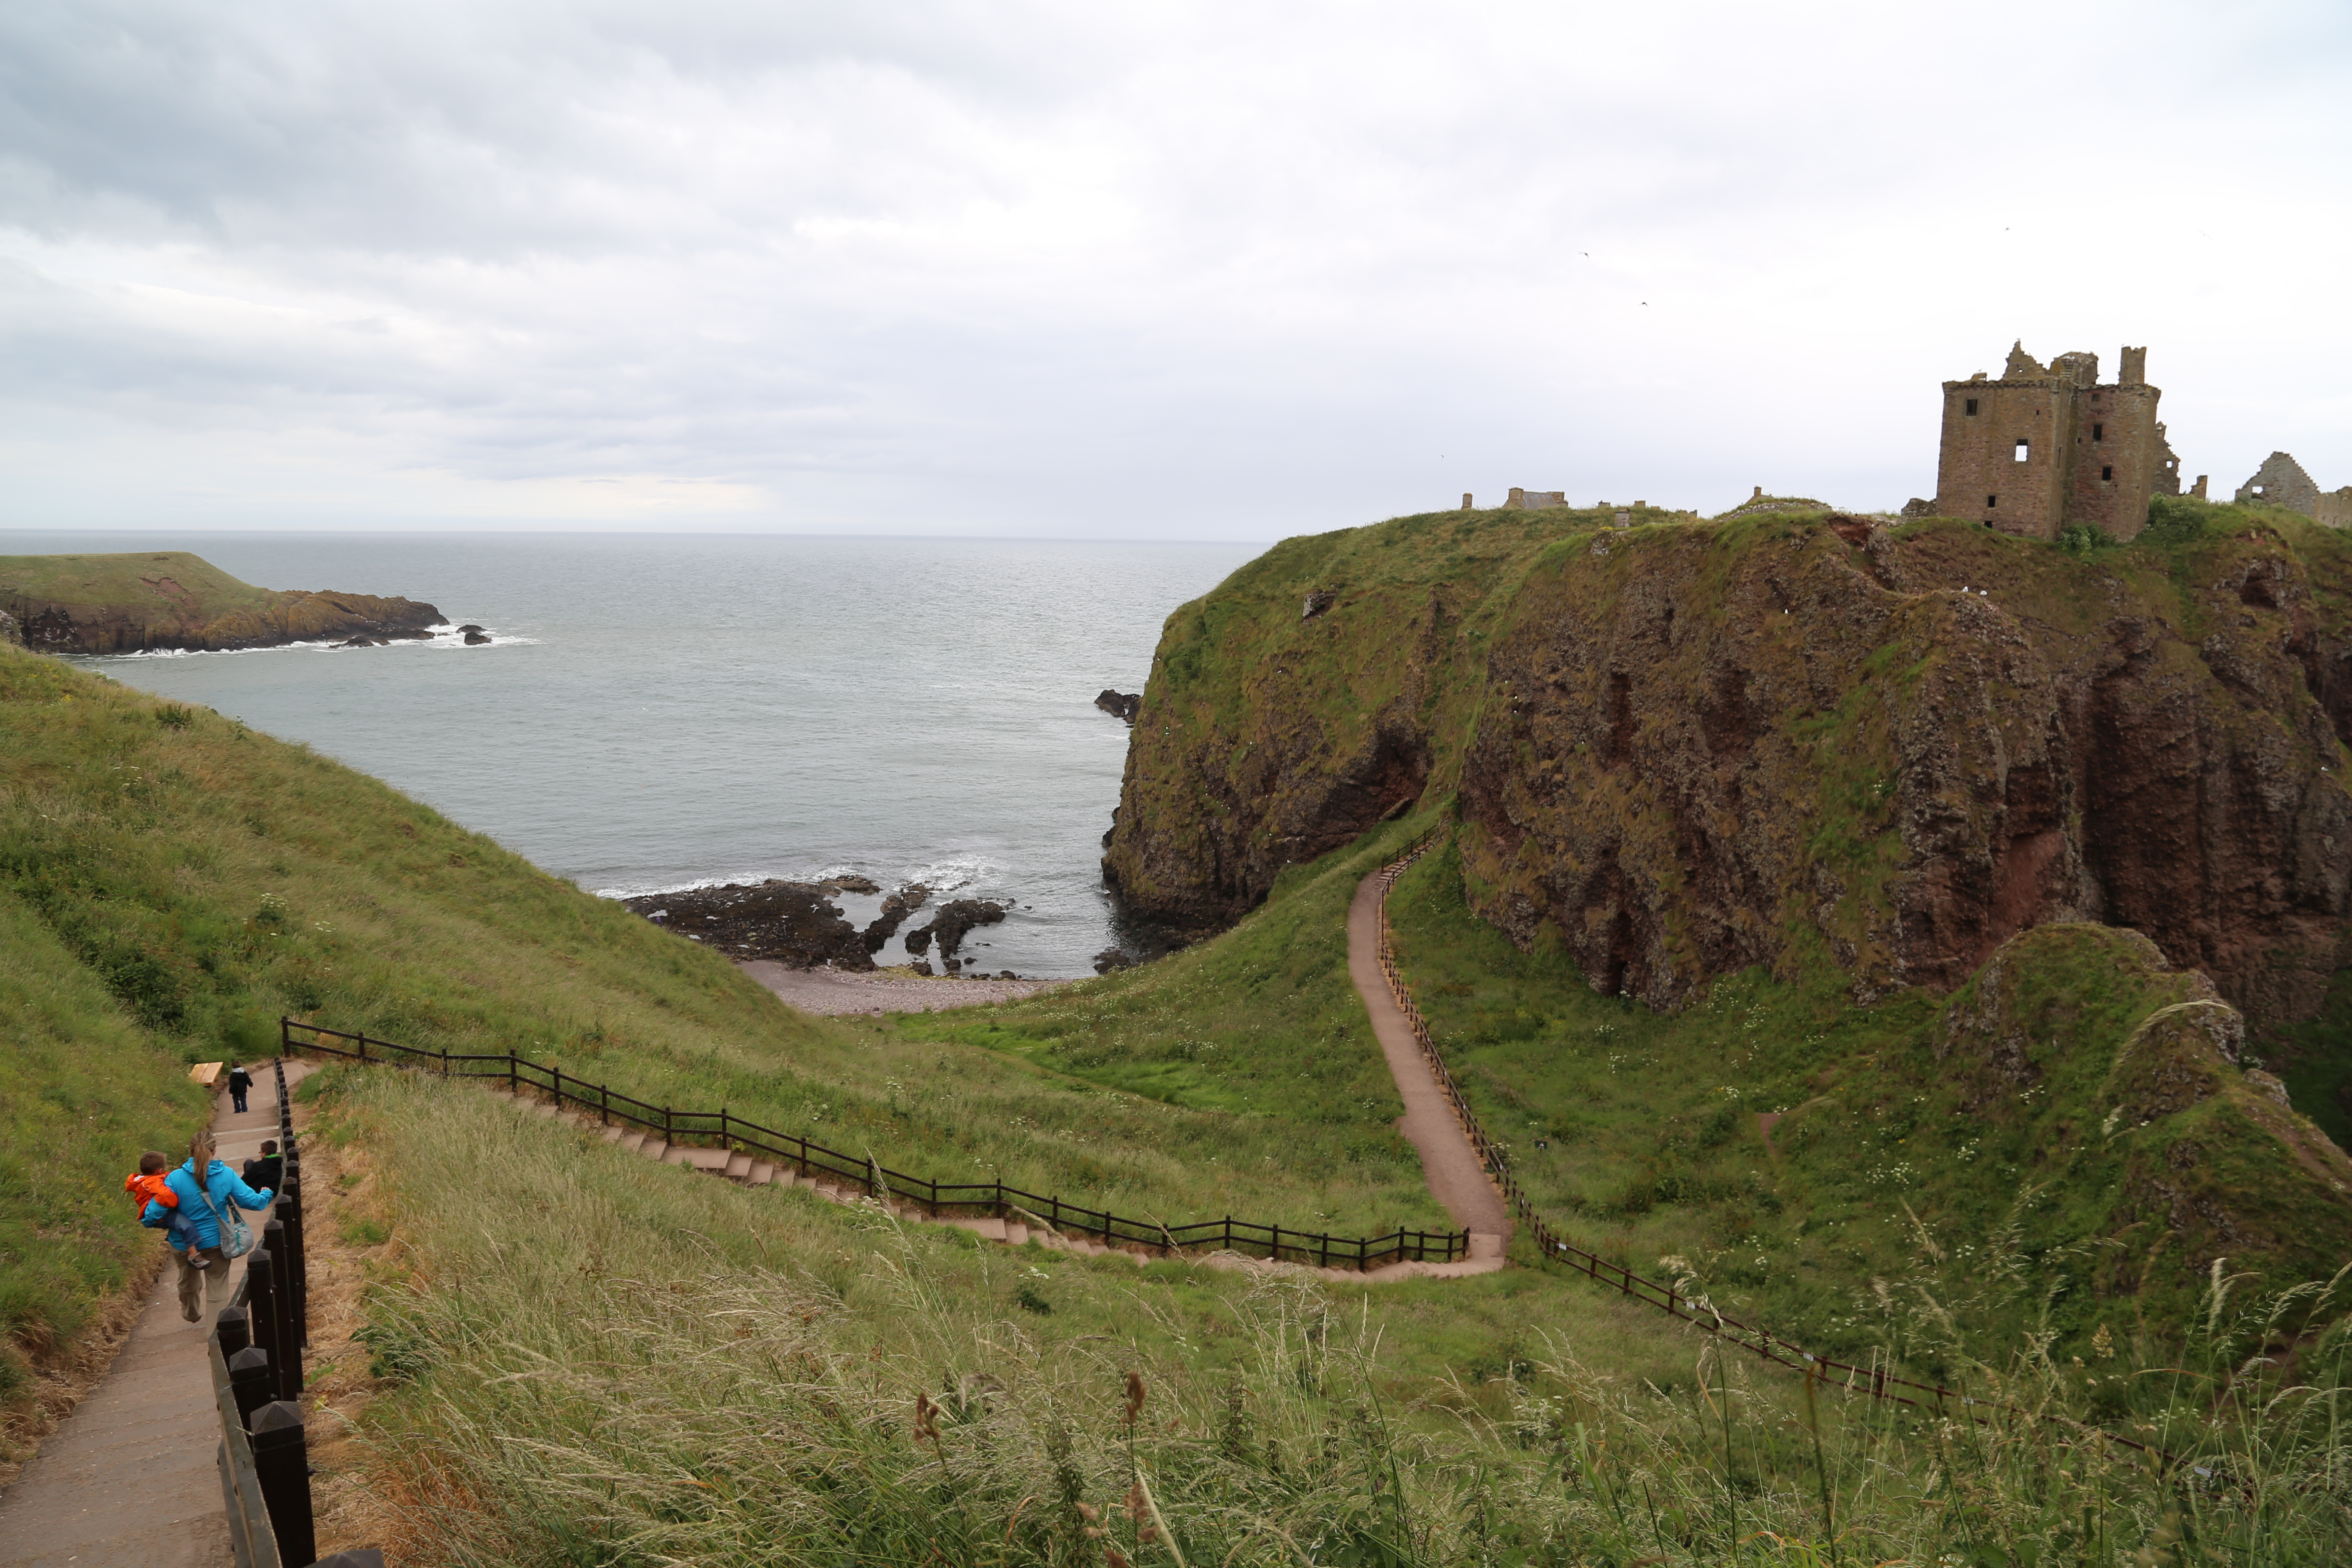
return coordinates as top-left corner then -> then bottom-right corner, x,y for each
16,532 -> 1257,977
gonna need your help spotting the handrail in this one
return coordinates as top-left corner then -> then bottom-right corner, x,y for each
1369,836 -> 2177,1464
279,1018 -> 1469,1273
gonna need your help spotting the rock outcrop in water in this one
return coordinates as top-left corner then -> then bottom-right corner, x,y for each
1103,501 -> 2352,1026
1095,689 -> 1141,723
904,899 -> 1007,965
860,883 -> 931,954
625,880 -> 875,969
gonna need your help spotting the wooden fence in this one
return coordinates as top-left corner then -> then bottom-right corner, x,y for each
208,1058 -> 383,1567
279,1018 -> 1468,1272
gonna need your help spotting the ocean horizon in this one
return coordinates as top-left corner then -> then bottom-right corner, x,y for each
15,530 -> 1258,977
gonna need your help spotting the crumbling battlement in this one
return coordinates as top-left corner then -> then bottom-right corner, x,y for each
1932,341 -> 2161,542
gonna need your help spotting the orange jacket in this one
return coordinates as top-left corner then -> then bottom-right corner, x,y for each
126,1171 -> 181,1210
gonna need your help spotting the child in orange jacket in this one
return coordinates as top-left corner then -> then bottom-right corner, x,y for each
126,1151 -> 206,1262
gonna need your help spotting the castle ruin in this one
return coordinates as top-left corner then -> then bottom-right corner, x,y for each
1933,342 -> 2165,541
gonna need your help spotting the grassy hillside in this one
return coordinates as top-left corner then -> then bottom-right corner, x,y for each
1385,832 -> 2352,1363
311,1045 -> 2352,1566
0,885 -> 208,1429
0,550 -> 284,627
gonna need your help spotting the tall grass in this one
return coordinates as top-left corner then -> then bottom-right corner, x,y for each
328,1067 -> 2352,1565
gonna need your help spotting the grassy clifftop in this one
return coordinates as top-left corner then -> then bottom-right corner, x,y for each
0,549 -> 443,652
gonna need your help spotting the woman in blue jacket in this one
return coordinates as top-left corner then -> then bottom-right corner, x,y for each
144,1129 -> 274,1325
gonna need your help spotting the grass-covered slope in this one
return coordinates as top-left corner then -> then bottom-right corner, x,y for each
0,886 -> 207,1424
315,1029 -> 2352,1567
0,640 -> 1505,1424
1386,830 -> 2352,1362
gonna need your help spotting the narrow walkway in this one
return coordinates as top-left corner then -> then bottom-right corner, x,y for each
1348,867 -> 1512,1246
0,1064 -> 312,1568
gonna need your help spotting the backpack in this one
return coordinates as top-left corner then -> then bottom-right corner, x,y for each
193,1164 -> 255,1259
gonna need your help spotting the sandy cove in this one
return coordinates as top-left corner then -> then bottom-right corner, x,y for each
738,959 -> 1074,1015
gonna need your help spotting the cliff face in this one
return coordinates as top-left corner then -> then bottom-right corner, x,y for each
1109,504 -> 2352,1025
0,551 -> 444,653
1101,508 -> 1599,928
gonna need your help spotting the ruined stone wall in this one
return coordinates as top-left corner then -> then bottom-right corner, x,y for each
2237,453 -> 2321,516
2065,381 -> 2160,541
1934,378 -> 2073,537
1933,343 -> 2160,541
2316,488 -> 2352,530
1505,488 -> 1567,509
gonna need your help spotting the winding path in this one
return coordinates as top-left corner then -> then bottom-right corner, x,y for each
1348,864 -> 1512,1249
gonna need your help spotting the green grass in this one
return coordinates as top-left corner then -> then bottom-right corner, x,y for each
0,640 -> 1525,1422
322,1057 -> 2352,1566
1383,829 -> 2352,1369
0,884 -> 208,1410
0,549 -> 283,625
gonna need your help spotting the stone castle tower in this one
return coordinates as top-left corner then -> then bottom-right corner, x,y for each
1932,342 -> 2164,541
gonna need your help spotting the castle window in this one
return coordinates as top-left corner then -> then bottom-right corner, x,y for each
2102,466 -> 2114,481
1987,494 -> 1997,508
2093,423 -> 2104,441
1965,398 -> 1979,416
2014,439 -> 2030,462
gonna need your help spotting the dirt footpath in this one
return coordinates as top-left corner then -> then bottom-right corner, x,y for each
1346,870 -> 1513,1242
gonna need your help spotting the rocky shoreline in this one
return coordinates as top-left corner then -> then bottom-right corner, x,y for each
624,876 -> 1022,976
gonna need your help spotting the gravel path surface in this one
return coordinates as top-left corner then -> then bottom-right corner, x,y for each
1347,868 -> 1513,1241
738,959 -> 1075,1015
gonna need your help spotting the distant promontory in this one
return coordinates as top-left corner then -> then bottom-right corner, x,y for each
0,551 -> 446,654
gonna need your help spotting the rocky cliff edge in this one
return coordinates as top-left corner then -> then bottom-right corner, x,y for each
1105,502 -> 2352,1028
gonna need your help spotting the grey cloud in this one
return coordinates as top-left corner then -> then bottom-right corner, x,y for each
0,1 -> 2347,537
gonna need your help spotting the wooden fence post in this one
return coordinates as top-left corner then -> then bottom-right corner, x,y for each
249,1400 -> 318,1566
227,1344 -> 275,1430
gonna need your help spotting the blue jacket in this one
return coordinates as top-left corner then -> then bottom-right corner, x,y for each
143,1159 -> 272,1251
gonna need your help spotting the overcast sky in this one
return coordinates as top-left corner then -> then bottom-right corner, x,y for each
1,1 -> 2346,540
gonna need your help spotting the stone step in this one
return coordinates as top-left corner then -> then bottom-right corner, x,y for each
639,1139 -> 669,1162
1004,1222 -> 1030,1246
723,1152 -> 754,1181
1468,1233 -> 1506,1260
600,1124 -> 630,1144
746,1161 -> 775,1185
